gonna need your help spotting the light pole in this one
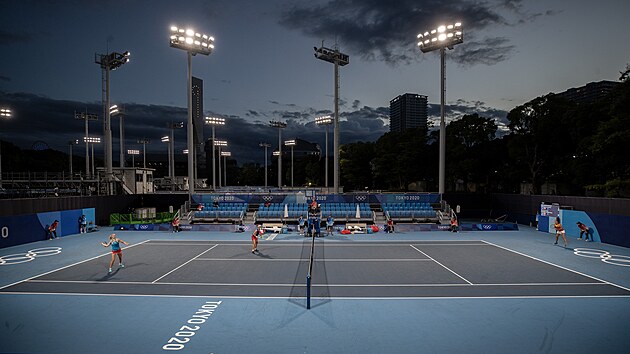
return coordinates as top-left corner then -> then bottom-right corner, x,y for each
127,149 -> 140,167
315,115 -> 332,188
221,151 -> 231,186
170,25 -> 215,200
284,139 -> 296,187
259,142 -> 271,188
314,43 -> 349,194
214,140 -> 227,187
161,136 -> 171,180
168,122 -> 184,187
110,105 -> 125,168
74,111 -> 98,178
0,108 -> 12,188
95,50 -> 130,194
84,136 -> 101,178
68,140 -> 79,176
137,138 -> 151,168
204,116 -> 225,191
417,22 -> 463,194
269,121 -> 287,188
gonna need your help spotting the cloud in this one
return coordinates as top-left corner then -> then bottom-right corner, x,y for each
0,90 -> 509,165
279,0 -> 552,66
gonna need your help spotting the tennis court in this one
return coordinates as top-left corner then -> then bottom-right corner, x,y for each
3,239 -> 628,299
1,228 -> 630,353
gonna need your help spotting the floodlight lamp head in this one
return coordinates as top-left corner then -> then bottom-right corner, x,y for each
417,21 -> 463,53
170,25 -> 214,55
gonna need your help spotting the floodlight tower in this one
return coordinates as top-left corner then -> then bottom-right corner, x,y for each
109,105 -> 125,168
74,111 -> 98,178
136,138 -> 151,168
127,149 -> 140,167
221,151 -> 231,186
214,140 -> 227,187
417,22 -> 463,194
84,136 -> 101,178
168,121 -> 184,185
259,142 -> 271,188
161,136 -> 171,179
269,121 -> 287,188
169,25 -> 215,200
284,140 -> 296,187
68,140 -> 79,175
95,50 -> 130,194
315,115 -> 332,188
204,116 -> 225,190
314,43 -> 349,194
0,108 -> 12,188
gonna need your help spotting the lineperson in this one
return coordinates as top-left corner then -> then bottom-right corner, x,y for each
326,215 -> 334,236
48,220 -> 59,240
79,215 -> 87,234
298,215 -> 305,235
554,218 -> 568,247
252,225 -> 263,254
172,216 -> 180,233
576,221 -> 593,241
101,233 -> 129,273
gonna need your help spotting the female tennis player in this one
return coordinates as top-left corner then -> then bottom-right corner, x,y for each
251,226 -> 263,254
554,219 -> 568,247
101,233 -> 129,273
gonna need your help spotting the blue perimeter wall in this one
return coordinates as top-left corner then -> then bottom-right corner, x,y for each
0,208 -> 95,249
537,209 -> 630,248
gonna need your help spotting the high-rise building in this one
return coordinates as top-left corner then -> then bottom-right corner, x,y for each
555,80 -> 620,104
389,93 -> 428,132
192,77 -> 205,176
192,76 -> 203,145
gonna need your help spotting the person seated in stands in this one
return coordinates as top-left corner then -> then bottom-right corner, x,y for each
450,216 -> 459,233
213,199 -> 219,208
196,204 -> 204,211
172,216 -> 180,233
386,219 -> 394,233
264,201 -> 271,208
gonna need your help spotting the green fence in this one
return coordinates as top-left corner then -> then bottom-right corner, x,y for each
110,211 -> 175,225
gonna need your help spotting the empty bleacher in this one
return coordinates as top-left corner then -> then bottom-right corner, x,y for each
382,202 -> 437,222
192,202 -> 248,224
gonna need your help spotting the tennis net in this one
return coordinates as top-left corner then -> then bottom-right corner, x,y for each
306,230 -> 315,309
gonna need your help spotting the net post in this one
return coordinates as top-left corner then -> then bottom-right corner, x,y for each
306,274 -> 311,309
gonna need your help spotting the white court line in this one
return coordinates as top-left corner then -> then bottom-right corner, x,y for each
0,240 -> 151,291
410,244 -> 474,285
481,240 -> 630,293
193,258 -> 434,262
151,244 -> 219,283
143,242 -> 490,247
25,279 -> 609,287
2,292 -> 629,301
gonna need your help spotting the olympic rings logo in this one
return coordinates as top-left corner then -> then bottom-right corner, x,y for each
262,196 -> 273,202
355,196 -> 366,201
482,225 -> 493,229
573,248 -> 630,267
0,247 -> 62,266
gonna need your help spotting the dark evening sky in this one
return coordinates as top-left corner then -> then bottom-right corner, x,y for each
1,0 -> 628,164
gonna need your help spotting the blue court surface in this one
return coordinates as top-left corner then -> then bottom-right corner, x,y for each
1,226 -> 629,353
